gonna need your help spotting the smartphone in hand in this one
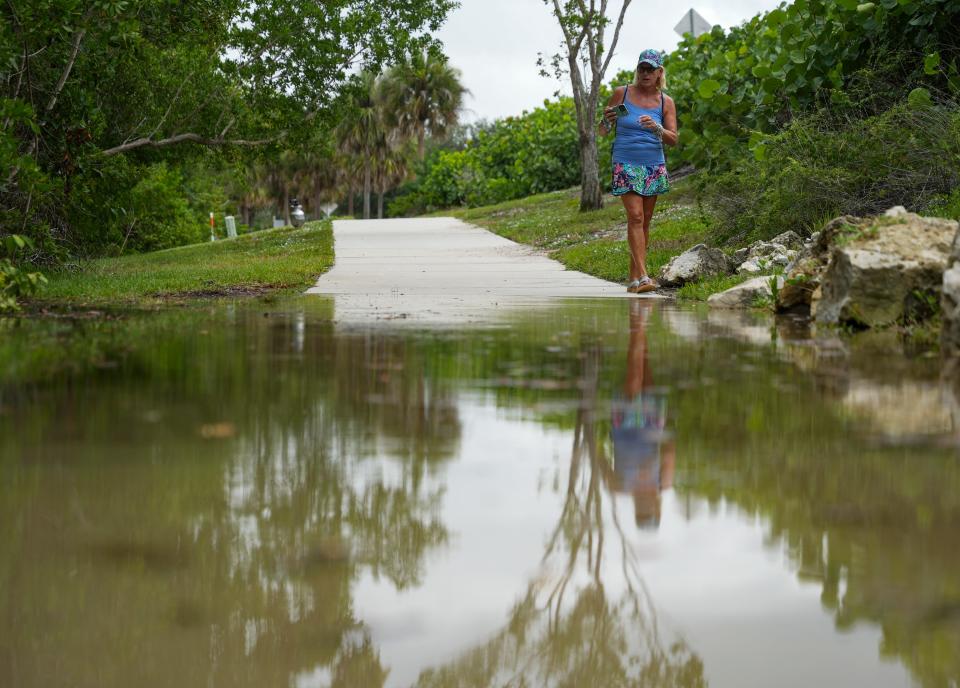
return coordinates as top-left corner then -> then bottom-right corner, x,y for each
615,104 -> 628,116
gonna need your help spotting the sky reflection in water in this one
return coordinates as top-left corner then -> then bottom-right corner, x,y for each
1,297 -> 958,687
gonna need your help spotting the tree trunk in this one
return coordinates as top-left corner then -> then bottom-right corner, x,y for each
418,130 -> 425,160
363,165 -> 371,219
578,125 -> 603,211
314,190 -> 322,221
283,186 -> 290,225
547,0 -> 632,213
377,188 -> 384,219
347,184 -> 354,217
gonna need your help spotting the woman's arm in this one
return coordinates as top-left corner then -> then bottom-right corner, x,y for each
598,87 -> 624,138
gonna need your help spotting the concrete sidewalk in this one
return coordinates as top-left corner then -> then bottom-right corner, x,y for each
306,217 -> 659,323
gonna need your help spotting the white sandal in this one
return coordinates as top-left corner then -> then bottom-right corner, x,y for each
635,276 -> 657,294
628,276 -> 657,294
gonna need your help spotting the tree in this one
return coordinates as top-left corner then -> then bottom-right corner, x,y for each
1,0 -> 457,254
374,141 -> 415,218
335,72 -> 388,220
540,0 -> 633,211
378,49 -> 467,160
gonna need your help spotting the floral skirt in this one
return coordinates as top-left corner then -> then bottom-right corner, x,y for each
612,162 -> 670,197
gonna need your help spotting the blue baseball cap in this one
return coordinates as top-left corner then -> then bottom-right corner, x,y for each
638,49 -> 664,69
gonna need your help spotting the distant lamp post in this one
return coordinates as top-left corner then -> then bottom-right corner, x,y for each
290,198 -> 306,228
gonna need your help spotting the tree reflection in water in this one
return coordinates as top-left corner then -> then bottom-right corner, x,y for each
0,312 -> 460,688
414,325 -> 704,688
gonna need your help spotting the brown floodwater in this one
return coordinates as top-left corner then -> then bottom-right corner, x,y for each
1,297 -> 958,688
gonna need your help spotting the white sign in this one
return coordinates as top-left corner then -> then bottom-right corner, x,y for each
674,9 -> 711,38
225,215 -> 237,239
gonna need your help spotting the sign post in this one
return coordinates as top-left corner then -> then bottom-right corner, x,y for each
673,8 -> 711,39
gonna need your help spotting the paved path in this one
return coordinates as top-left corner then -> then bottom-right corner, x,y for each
306,217 -> 658,324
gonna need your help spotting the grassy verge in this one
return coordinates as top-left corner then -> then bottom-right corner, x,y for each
34,220 -> 334,307
444,178 -> 721,289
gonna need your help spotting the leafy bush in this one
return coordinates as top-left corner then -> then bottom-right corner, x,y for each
666,0 -> 960,170
929,187 -> 960,221
58,155 -> 233,258
123,163 -> 207,253
390,98 -> 612,214
0,235 -> 47,311
703,99 -> 960,244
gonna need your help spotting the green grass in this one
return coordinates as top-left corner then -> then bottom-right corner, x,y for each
37,220 -> 334,306
444,178 -> 715,290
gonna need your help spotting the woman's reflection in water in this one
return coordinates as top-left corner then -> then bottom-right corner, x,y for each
611,299 -> 675,528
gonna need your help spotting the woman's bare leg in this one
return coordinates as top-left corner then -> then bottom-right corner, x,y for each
642,195 -> 658,279
620,192 -> 647,281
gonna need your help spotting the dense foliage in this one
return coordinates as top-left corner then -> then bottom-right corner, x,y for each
705,101 -> 960,244
396,0 -> 960,230
390,97 -> 613,214
0,0 -> 456,265
335,51 -> 466,219
666,0 -> 960,169
0,235 -> 46,311
665,0 -> 960,240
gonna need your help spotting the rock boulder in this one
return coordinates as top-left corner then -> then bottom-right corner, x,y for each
770,230 -> 803,250
811,210 -> 958,327
776,216 -> 864,314
708,275 -> 784,309
941,231 -> 960,355
737,244 -> 796,275
658,244 -> 729,287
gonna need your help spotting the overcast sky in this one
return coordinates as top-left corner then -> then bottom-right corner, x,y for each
435,0 -> 784,122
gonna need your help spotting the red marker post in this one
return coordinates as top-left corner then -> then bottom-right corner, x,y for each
209,212 -> 216,242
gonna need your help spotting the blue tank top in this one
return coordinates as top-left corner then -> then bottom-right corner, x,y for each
612,87 -> 665,167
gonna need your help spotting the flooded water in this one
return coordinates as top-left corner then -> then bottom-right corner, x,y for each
2,297 -> 959,688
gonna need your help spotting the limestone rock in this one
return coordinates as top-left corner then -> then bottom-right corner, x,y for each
940,232 -> 960,355
708,275 -> 784,309
730,247 -> 751,270
884,206 -> 908,218
777,257 -> 820,313
812,210 -> 958,326
658,244 -> 729,286
736,242 -> 796,274
770,230 -> 803,249
776,216 -> 864,315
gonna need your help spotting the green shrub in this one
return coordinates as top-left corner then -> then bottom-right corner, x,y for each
703,100 -> 960,244
390,97 -> 605,214
929,187 -> 960,221
119,163 -> 206,254
0,235 -> 47,311
64,157 -> 218,257
665,0 -> 960,171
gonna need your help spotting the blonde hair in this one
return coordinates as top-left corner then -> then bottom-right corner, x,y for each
633,67 -> 666,91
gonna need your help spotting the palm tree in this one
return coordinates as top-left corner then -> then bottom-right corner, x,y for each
373,140 -> 415,219
332,151 -> 361,218
334,72 -> 387,219
232,163 -> 272,229
378,49 -> 468,160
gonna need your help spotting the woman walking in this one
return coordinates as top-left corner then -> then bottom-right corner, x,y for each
599,50 -> 678,293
